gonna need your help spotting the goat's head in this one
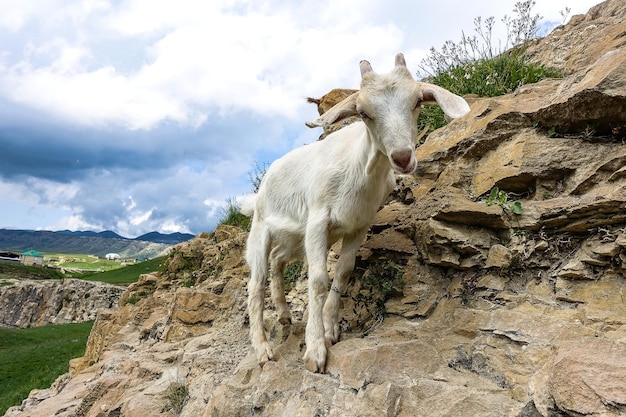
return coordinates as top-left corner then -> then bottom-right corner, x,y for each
307,53 -> 470,174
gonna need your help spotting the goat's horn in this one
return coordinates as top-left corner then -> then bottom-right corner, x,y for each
395,53 -> 406,68
360,60 -> 373,76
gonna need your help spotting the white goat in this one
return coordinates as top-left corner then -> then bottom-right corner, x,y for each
242,53 -> 470,373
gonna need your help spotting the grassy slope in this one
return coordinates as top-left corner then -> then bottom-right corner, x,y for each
43,253 -> 124,272
0,321 -> 94,415
81,256 -> 166,285
0,256 -> 165,285
0,263 -> 65,280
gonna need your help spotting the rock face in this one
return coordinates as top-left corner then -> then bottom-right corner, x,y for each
0,278 -> 125,328
5,1 -> 626,416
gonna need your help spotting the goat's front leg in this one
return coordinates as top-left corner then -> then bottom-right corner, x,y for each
303,213 -> 330,373
323,227 -> 368,346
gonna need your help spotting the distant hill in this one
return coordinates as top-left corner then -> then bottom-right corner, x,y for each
134,231 -> 195,244
53,229 -> 195,243
56,230 -> 126,240
0,229 -> 195,259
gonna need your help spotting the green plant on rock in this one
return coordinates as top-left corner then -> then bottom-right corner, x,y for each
416,0 -> 561,134
162,381 -> 189,415
163,245 -> 204,276
350,261 -> 404,337
124,281 -> 157,306
546,126 -> 559,138
217,197 -> 251,231
482,187 -> 523,215
216,161 -> 268,233
283,260 -> 305,292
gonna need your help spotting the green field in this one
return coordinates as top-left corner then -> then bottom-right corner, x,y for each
82,256 -> 165,285
0,321 -> 94,415
0,263 -> 65,280
43,252 -> 126,273
0,255 -> 166,285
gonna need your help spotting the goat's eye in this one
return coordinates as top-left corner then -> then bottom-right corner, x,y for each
358,110 -> 370,120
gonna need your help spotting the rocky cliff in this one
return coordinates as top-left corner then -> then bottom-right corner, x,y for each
5,1 -> 626,416
0,279 -> 125,328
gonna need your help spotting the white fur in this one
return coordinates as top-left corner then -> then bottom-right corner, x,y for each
244,53 -> 470,373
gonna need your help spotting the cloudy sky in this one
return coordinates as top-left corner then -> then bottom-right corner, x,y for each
0,0 -> 601,238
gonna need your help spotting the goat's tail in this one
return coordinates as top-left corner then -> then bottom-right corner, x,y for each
239,194 -> 257,217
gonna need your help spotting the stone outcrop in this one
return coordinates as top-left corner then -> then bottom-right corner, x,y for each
306,88 -> 359,139
526,0 -> 626,75
5,1 -> 626,416
0,278 -> 125,328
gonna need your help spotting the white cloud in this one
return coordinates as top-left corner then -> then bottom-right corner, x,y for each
0,0 -> 416,131
0,1 -> 47,32
0,0 -> 604,236
52,214 -> 100,233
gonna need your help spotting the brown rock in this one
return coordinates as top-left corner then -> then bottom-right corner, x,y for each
362,228 -> 416,254
592,241 -> 620,257
549,339 -> 626,416
557,259 -> 593,280
526,0 -> 626,75
306,88 -> 359,139
485,244 -> 513,268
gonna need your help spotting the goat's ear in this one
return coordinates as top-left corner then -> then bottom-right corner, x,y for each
360,60 -> 373,76
305,92 -> 359,128
419,83 -> 471,119
394,53 -> 407,68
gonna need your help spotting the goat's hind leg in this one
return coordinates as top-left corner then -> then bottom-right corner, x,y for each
269,245 -> 292,325
246,221 -> 273,364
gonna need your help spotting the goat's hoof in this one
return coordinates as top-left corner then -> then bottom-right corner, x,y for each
305,358 -> 326,373
256,342 -> 274,364
303,345 -> 327,373
324,326 -> 340,347
324,337 -> 336,348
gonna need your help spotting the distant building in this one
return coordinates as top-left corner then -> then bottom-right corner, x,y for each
105,253 -> 121,261
21,250 -> 43,266
0,251 -> 21,264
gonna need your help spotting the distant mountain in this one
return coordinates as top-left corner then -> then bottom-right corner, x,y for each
0,229 -> 195,259
56,230 -> 126,240
53,229 -> 194,244
134,231 -> 195,244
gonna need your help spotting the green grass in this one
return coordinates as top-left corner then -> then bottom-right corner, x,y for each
43,252 -> 124,272
81,256 -> 166,285
0,256 -> 165,285
0,321 -> 94,415
217,197 -> 251,231
415,0 -> 561,135
0,263 -> 65,280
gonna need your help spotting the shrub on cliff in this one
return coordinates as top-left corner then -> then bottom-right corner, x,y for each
416,0 -> 562,135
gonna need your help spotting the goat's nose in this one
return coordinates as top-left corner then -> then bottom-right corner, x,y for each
391,149 -> 414,170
